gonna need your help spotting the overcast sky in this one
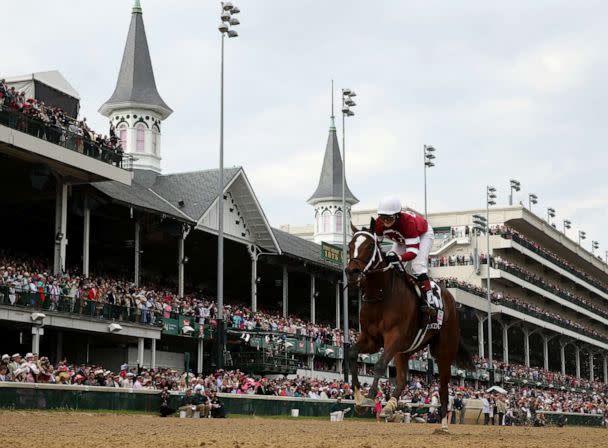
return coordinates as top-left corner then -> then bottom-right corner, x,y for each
3,0 -> 607,256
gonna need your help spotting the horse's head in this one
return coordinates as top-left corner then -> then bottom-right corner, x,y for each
345,218 -> 383,280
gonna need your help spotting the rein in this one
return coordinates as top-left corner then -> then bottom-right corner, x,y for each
350,230 -> 395,303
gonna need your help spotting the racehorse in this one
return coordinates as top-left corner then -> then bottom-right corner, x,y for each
345,219 -> 474,432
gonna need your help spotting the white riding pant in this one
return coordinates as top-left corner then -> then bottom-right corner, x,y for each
389,228 -> 434,276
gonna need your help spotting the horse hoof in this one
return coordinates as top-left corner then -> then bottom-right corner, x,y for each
432,427 -> 449,435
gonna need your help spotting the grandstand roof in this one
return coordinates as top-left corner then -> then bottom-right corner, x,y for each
99,1 -> 172,119
307,117 -> 358,205
4,71 -> 80,99
92,167 -> 282,253
272,227 -> 341,271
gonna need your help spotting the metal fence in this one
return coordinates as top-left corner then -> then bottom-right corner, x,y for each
0,105 -> 130,170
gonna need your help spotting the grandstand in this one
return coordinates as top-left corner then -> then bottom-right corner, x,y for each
1,1 -> 607,429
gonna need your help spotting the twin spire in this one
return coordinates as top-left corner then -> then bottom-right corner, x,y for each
307,85 -> 358,205
99,0 -> 172,119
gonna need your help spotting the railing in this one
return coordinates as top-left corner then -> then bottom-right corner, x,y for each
445,281 -> 608,343
493,260 -> 608,320
0,105 -> 129,170
503,232 -> 608,295
0,285 -> 163,327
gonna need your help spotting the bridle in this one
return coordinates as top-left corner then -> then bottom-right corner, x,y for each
350,231 -> 382,272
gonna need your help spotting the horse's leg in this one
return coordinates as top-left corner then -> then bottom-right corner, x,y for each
350,335 -> 379,404
380,352 -> 409,416
365,328 -> 401,404
430,324 -> 459,432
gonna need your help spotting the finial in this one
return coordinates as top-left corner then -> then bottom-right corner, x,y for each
133,0 -> 142,13
331,79 -> 334,118
330,116 -> 336,131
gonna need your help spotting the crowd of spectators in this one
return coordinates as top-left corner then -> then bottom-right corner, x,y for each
0,254 -> 356,345
2,352 -> 606,423
0,79 -> 123,164
491,255 -> 608,319
495,225 -> 608,293
442,277 -> 608,342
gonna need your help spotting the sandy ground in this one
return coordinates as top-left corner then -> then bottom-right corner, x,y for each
0,411 -> 605,448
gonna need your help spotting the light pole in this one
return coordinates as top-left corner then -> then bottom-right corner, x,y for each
528,193 -> 538,211
341,87 -> 356,383
423,145 -> 436,219
563,219 -> 571,236
509,179 -> 521,206
472,214 -> 487,275
578,230 -> 586,247
216,1 -> 239,370
547,207 -> 556,225
592,240 -> 599,255
486,185 -> 496,374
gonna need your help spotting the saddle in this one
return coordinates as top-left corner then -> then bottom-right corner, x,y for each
393,267 -> 443,330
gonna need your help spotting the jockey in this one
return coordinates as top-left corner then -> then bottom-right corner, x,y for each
374,196 -> 442,325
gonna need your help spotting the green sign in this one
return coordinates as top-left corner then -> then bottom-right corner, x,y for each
162,318 -> 179,335
321,241 -> 343,264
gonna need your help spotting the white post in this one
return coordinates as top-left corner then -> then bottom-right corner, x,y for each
282,266 -> 288,318
197,338 -> 204,374
31,327 -> 40,354
310,275 -> 316,324
150,338 -> 156,369
589,352 -> 594,382
137,337 -> 145,368
82,195 -> 90,277
477,314 -> 485,359
523,327 -> 530,367
335,282 -> 341,330
542,335 -> 549,371
560,342 -> 566,376
249,245 -> 259,312
54,181 -> 68,275
134,221 -> 141,287
178,236 -> 185,298
575,345 -> 581,379
502,322 -> 509,365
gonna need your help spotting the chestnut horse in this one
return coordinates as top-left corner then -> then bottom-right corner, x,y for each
345,219 -> 473,432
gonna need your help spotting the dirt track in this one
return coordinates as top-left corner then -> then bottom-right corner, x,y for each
0,411 -> 604,448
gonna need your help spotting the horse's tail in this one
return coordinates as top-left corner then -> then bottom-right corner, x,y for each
454,340 -> 475,371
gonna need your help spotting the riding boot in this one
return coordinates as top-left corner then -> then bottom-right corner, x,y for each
418,277 -> 437,323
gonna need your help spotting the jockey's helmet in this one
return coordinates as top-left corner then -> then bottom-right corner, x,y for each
377,196 -> 402,217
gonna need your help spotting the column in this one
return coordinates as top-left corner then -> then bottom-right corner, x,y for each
53,180 -> 68,275
249,245 -> 259,312
335,282 -> 341,330
150,338 -> 157,370
82,195 -> 90,278
31,326 -> 42,354
589,352 -> 594,382
310,275 -> 316,324
575,345 -> 580,379
542,335 -> 550,371
603,355 -> 607,385
197,338 -> 204,374
502,322 -> 510,365
134,221 -> 141,287
522,327 -> 530,367
137,337 -> 145,368
56,331 -> 63,362
477,314 -> 485,359
560,341 -> 566,376
178,235 -> 185,298
282,266 -> 288,318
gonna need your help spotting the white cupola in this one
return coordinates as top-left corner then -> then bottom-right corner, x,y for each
307,116 -> 359,245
